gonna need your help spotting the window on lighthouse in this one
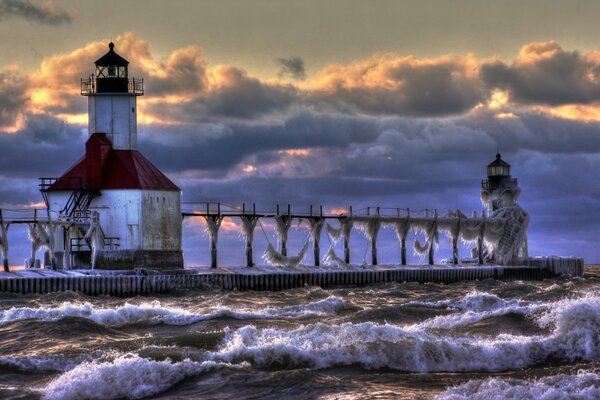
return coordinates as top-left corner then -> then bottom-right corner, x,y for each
96,65 -> 128,78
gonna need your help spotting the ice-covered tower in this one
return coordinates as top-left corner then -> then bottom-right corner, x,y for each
480,153 -> 529,264
480,153 -> 520,213
40,43 -> 183,270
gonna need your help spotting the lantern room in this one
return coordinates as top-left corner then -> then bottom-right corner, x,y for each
487,153 -> 511,177
93,42 -> 130,93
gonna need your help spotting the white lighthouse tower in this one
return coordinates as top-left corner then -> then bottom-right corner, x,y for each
41,43 -> 183,270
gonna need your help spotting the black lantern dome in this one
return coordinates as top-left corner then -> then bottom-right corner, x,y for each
94,43 -> 129,93
487,153 -> 511,177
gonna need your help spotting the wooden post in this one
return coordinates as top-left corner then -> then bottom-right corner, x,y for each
246,239 -> 253,267
453,209 -> 460,265
344,206 -> 352,264
452,238 -> 459,265
314,206 -> 323,266
210,233 -> 217,268
401,208 -> 409,266
314,221 -> 320,267
372,207 -> 379,265
478,209 -> 486,265
280,205 -> 290,257
427,209 -> 434,265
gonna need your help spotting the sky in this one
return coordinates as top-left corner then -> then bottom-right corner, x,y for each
0,0 -> 599,265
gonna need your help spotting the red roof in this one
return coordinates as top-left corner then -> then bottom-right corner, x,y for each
48,133 -> 180,191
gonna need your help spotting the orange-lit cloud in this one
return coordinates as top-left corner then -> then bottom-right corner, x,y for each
8,35 -> 600,135
307,52 -> 484,116
278,148 -> 311,157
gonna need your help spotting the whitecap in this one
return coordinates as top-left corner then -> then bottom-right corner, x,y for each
41,354 -> 247,400
0,296 -> 350,328
437,371 -> 600,400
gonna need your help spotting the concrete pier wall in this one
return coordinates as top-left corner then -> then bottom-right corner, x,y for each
0,257 -> 584,297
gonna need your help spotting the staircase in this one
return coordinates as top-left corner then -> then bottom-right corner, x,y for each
39,177 -> 101,219
492,205 -> 530,265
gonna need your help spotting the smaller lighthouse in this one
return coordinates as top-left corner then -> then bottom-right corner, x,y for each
41,43 -> 183,270
480,153 -> 529,264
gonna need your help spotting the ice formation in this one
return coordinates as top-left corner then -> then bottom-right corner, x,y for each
0,222 -> 9,268
204,216 -> 222,246
274,215 -> 292,247
239,216 -> 258,245
83,217 -> 105,270
308,218 -> 324,244
326,217 -> 353,244
262,240 -> 309,267
25,222 -> 56,269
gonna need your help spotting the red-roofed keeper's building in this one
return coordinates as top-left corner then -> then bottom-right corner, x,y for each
41,43 -> 183,270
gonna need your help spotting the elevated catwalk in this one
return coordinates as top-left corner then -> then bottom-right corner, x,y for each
0,257 -> 584,296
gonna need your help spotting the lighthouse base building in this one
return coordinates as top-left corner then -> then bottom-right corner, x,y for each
41,43 -> 183,270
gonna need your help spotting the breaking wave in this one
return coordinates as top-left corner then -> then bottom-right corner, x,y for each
436,371 -> 600,400
0,354 -> 92,373
0,296 -> 349,328
406,291 -> 533,312
41,354 -> 248,400
205,294 -> 600,372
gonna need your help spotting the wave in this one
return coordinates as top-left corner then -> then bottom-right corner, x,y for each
41,354 -> 248,400
405,291 -> 550,330
406,291 -> 532,313
0,354 -> 92,373
436,371 -> 600,400
0,296 -> 349,328
204,294 -> 600,372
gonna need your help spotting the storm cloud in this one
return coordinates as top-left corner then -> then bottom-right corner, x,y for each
482,41 -> 600,106
1,36 -> 600,264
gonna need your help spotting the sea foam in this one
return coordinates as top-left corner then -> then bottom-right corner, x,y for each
437,371 -> 600,400
0,296 -> 348,328
41,354 -> 247,400
205,293 -> 600,372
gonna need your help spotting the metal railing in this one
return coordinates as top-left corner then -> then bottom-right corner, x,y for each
481,178 -> 518,192
70,236 -> 120,252
80,77 -> 144,95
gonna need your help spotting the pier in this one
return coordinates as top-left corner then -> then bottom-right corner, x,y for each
0,257 -> 585,296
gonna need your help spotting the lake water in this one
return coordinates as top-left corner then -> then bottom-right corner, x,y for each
1,266 -> 600,399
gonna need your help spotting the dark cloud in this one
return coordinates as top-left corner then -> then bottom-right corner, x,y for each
481,41 -> 600,105
0,0 -> 75,25
0,114 -> 84,177
276,57 -> 306,80
309,54 -> 486,117
0,67 -> 27,129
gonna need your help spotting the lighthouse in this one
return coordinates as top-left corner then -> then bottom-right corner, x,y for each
480,153 -> 529,264
40,43 -> 183,270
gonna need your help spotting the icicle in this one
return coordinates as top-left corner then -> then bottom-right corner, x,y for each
326,217 -> 353,243
355,216 -> 381,243
438,210 -> 460,241
63,225 -> 72,270
322,246 -> 348,269
411,217 -> 438,256
239,216 -> 258,244
0,222 -> 9,270
459,211 -> 484,245
384,217 -> 410,243
83,217 -> 105,270
204,216 -> 222,246
26,222 -> 52,268
274,215 -> 292,246
262,237 -> 310,267
309,218 -> 324,243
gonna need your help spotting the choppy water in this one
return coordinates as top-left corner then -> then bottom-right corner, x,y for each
2,266 -> 600,399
